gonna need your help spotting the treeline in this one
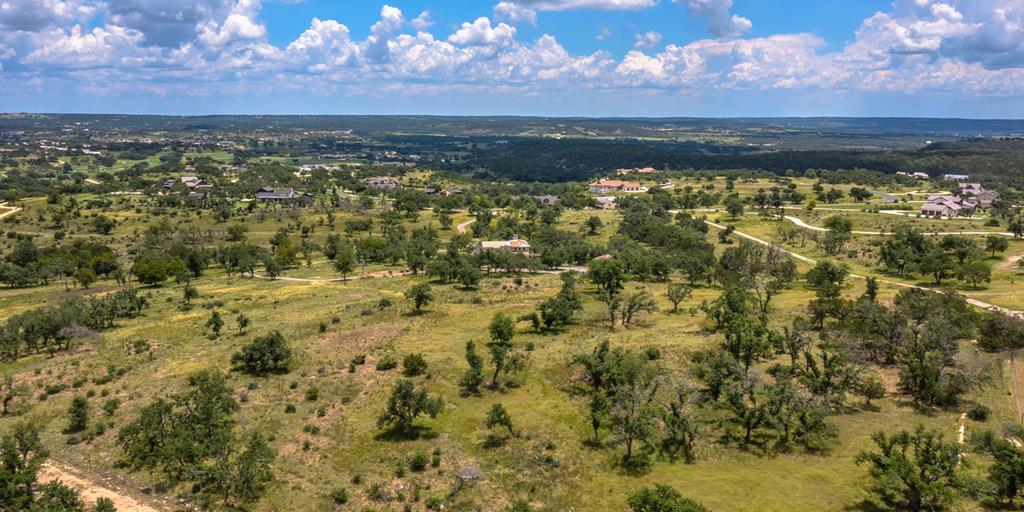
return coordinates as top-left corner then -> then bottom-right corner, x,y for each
0,237 -> 121,289
0,288 -> 148,361
447,137 -> 1024,188
879,226 -> 1007,286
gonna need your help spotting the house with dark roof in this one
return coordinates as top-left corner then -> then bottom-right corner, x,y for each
255,187 -> 303,203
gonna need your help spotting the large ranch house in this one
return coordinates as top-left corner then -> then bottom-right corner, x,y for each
475,238 -> 533,257
588,179 -> 643,194
920,182 -> 1001,218
254,186 -> 312,204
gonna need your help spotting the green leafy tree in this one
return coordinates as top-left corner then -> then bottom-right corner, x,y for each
986,235 -> 1009,257
65,396 -> 89,434
666,284 -> 691,313
0,421 -> 48,510
332,240 -> 355,281
855,426 -> 964,512
460,341 -> 485,394
485,403 -> 517,438
182,284 -> 199,305
377,379 -> 443,438
402,353 -> 428,377
206,310 -> 224,337
405,283 -> 433,313
724,195 -> 744,220
231,331 -> 292,376
235,313 -> 250,335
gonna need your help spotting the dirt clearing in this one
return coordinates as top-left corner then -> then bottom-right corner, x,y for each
38,462 -> 164,512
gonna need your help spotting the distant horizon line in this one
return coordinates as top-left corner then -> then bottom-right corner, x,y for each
3,113 -> 1024,122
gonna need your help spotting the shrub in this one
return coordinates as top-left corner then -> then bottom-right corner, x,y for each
410,452 -> 428,472
376,356 -> 398,371
368,483 -> 388,501
231,330 -> 292,376
644,346 -> 662,361
102,398 -> 120,417
968,404 -> 991,422
285,403 -> 296,413
330,488 -> 348,505
305,386 -> 319,401
402,353 -> 428,377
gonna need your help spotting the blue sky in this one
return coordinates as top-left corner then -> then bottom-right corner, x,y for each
0,0 -> 1022,117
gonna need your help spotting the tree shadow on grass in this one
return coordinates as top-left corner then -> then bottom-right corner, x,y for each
613,450 -> 654,477
373,425 -> 439,442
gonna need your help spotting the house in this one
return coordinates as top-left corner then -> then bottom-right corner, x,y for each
532,195 -> 559,206
588,180 -> 625,194
921,195 -> 973,218
363,177 -> 400,190
255,187 -> 300,202
595,196 -> 617,210
958,183 -> 1000,208
588,179 -> 644,194
913,172 -> 930,179
976,190 -> 1001,208
943,174 -> 970,181
424,187 -> 440,195
921,202 -> 956,218
475,239 -> 532,257
180,176 -> 201,188
449,188 -> 464,195
959,183 -> 984,196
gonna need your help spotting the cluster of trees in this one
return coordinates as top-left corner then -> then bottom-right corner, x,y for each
0,237 -> 120,289
613,200 -> 717,285
0,288 -> 147,361
880,226 -> 1000,286
117,370 -> 275,507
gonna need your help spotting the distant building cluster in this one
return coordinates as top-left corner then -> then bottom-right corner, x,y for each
157,176 -> 213,200
896,171 -> 930,180
363,177 -> 400,190
615,167 -> 657,176
920,183 -> 1000,218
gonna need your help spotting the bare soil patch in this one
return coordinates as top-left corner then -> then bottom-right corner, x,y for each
38,462 -> 165,512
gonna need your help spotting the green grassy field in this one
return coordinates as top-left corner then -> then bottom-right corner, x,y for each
0,260 -> 1015,511
0,181 -> 1020,512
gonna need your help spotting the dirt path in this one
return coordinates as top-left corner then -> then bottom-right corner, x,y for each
0,203 -> 22,221
38,462 -> 163,512
456,218 -> 475,234
1011,352 -> 1024,424
783,214 -> 1014,237
702,219 -> 1023,319
998,252 -> 1024,271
